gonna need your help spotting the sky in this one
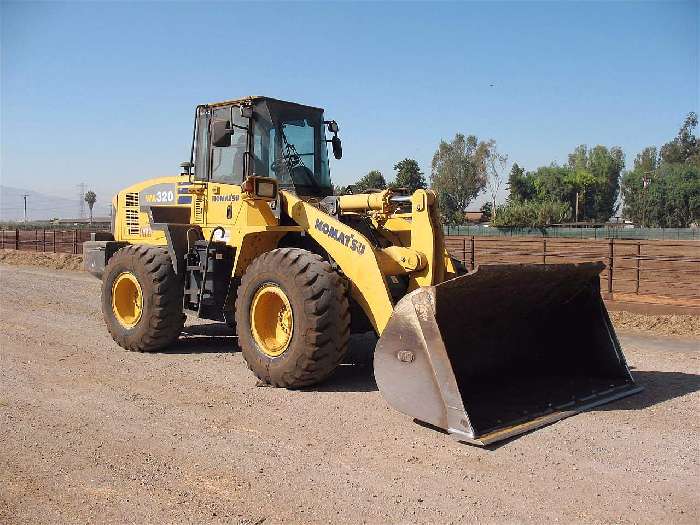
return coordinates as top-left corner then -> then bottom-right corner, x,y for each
1,0 -> 698,217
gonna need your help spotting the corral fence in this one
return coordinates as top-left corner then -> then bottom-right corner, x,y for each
2,227 -> 698,305
444,225 -> 700,241
445,236 -> 700,304
0,228 -> 109,254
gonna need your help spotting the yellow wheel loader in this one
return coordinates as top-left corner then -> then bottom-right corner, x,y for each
84,96 -> 641,445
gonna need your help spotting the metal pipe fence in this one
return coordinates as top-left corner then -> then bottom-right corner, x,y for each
445,235 -> 700,303
0,228 -> 107,254
444,225 -> 700,241
2,228 -> 698,304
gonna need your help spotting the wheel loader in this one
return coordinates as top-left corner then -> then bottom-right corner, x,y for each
84,96 -> 641,445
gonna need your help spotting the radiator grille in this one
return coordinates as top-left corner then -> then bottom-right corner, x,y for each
124,192 -> 140,236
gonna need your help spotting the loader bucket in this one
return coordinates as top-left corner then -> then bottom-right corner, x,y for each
374,263 -> 642,446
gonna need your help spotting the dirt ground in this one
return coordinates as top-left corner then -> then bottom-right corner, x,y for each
1,264 -> 699,524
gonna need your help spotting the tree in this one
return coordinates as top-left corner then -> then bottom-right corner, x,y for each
391,158 -> 426,193
566,144 -> 624,222
507,163 -> 535,201
84,191 -> 97,223
430,133 -> 494,225
479,201 -> 493,220
508,146 -> 623,223
622,113 -> 700,227
485,148 -> 507,219
622,162 -> 699,227
352,170 -> 386,193
633,146 -> 658,173
660,112 -> 700,165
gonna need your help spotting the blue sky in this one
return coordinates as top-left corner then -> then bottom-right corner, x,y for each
2,0 -> 698,215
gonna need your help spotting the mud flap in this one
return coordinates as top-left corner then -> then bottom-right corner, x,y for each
374,263 -> 642,445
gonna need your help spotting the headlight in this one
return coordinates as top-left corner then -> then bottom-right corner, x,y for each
256,180 -> 276,199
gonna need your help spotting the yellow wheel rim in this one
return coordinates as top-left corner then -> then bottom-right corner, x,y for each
111,272 -> 143,328
250,284 -> 294,357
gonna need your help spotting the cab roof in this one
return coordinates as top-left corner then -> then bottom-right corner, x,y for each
204,96 -> 323,112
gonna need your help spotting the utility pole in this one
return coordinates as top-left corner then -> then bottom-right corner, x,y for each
77,182 -> 87,219
22,194 -> 29,223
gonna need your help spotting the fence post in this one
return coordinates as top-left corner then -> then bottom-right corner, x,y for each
462,236 -> 467,265
35,229 -> 38,251
42,229 -> 46,252
542,238 -> 547,265
635,242 -> 641,294
73,229 -> 78,254
470,236 -> 475,271
15,229 -> 19,250
53,230 -> 56,253
607,238 -> 614,295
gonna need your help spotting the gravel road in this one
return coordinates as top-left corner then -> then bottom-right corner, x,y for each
1,264 -> 698,524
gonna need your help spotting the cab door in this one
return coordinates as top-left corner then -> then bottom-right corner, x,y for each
205,106 -> 248,235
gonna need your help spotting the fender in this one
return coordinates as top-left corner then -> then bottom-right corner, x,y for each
281,191 -> 394,334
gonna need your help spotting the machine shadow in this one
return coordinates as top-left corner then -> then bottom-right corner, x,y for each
162,322 -> 239,354
303,332 -> 378,393
420,370 -> 700,451
594,370 -> 700,411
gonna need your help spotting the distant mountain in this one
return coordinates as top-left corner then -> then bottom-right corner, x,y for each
0,186 -> 111,221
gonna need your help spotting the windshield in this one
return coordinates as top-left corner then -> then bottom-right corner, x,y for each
252,100 -> 331,195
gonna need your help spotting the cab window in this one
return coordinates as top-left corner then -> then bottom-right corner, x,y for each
210,106 -> 247,185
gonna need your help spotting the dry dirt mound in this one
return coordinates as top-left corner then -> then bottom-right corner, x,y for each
0,249 -> 83,271
610,310 -> 700,337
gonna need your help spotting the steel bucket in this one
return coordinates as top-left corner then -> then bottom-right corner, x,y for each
374,263 -> 642,445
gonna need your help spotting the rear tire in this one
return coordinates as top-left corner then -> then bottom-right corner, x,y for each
101,245 -> 185,352
235,248 -> 350,387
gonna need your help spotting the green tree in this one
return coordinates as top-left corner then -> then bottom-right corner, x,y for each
622,163 -> 699,227
512,145 -> 623,223
566,144 -> 624,222
391,158 -> 426,193
622,113 -> 700,227
633,146 -> 658,173
660,112 -> 700,165
84,190 -> 97,223
507,162 -> 535,201
352,170 -> 386,193
430,133 -> 494,225
479,201 -> 493,219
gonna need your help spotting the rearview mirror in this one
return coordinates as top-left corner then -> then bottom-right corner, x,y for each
211,119 -> 232,147
332,135 -> 342,160
326,120 -> 339,134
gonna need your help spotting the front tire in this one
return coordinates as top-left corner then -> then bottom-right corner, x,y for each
235,248 -> 350,387
101,245 -> 185,352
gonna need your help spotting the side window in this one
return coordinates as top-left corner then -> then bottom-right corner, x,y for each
210,106 -> 247,184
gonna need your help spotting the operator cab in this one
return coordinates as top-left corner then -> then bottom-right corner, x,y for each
186,96 -> 341,198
